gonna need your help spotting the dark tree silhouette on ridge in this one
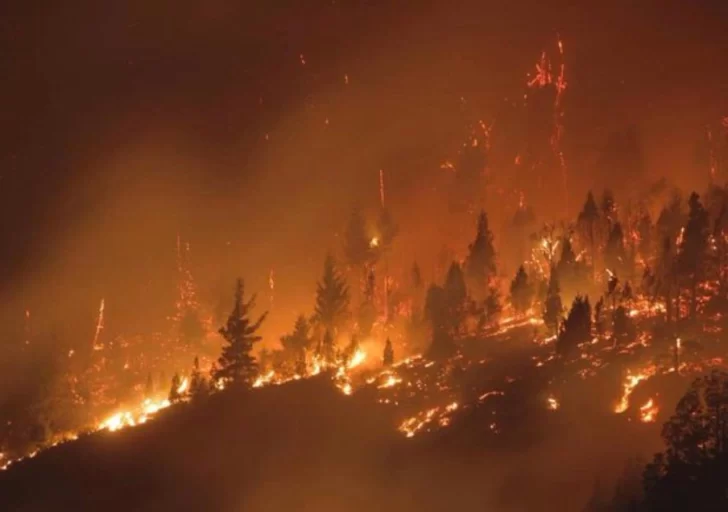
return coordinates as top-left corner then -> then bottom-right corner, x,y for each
212,279 -> 267,387
313,254 -> 350,335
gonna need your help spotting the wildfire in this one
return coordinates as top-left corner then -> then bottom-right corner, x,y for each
615,366 -> 657,413
639,398 -> 659,423
369,237 -> 380,249
547,396 -> 560,410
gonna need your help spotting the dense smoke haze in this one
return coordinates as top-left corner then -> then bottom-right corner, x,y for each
2,1 -> 728,511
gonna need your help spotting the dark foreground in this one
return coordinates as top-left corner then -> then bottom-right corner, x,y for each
0,374 -> 662,512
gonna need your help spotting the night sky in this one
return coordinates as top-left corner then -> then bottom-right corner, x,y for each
1,0 -> 727,336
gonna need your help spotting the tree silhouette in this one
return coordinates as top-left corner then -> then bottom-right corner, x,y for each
357,268 -> 377,338
316,329 -> 337,366
601,189 -> 616,225
444,262 -> 468,337
376,207 -> 398,254
612,305 -> 635,346
425,284 -> 455,359
677,192 -> 709,318
169,373 -> 183,404
556,295 -> 591,356
510,265 -> 533,314
594,297 -> 606,337
605,222 -> 627,276
212,279 -> 267,387
656,193 -> 685,242
383,338 -> 394,366
313,254 -> 350,335
464,210 -> 497,300
578,191 -> 600,271
543,267 -> 563,335
189,356 -> 209,400
281,315 -> 312,372
643,371 -> 728,510
344,208 -> 375,270
637,208 -> 653,263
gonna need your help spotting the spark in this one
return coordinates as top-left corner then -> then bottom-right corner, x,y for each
547,396 -> 560,410
92,298 -> 105,350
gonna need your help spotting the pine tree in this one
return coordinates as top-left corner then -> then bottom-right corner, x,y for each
383,338 -> 394,366
601,189 -> 616,225
344,208 -> 375,270
318,329 -> 337,366
510,265 -> 533,314
212,279 -> 267,387
357,268 -> 377,338
313,254 -> 350,334
543,267 -> 563,335
189,356 -> 209,400
376,208 -> 398,253
577,191 -> 600,271
443,262 -> 468,337
612,305 -> 635,346
425,284 -> 455,359
464,210 -> 496,300
169,373 -> 183,404
556,295 -> 592,356
677,192 -> 709,318
604,222 -> 626,276
656,192 -> 684,242
281,315 -> 313,369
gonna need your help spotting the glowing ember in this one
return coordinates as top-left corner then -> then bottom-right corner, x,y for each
639,398 -> 659,423
547,396 -> 560,410
369,237 -> 380,249
615,366 -> 657,414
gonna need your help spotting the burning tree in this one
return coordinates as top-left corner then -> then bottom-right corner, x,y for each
280,315 -> 313,375
313,254 -> 350,336
212,279 -> 267,387
676,192 -> 709,319
543,267 -> 563,335
577,190 -> 600,270
556,295 -> 591,356
510,265 -> 533,315
357,268 -> 377,338
464,210 -> 497,300
344,208 -> 376,272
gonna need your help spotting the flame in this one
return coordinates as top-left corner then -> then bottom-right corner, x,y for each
639,398 -> 659,423
615,366 -> 657,413
369,237 -> 380,249
347,348 -> 367,369
547,396 -> 560,410
92,298 -> 105,350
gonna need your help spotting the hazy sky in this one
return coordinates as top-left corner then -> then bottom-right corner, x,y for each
1,0 -> 727,337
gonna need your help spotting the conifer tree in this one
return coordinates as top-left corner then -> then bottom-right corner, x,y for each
601,189 -> 616,225
556,295 -> 592,356
444,262 -> 468,337
169,373 -> 183,404
376,208 -> 398,254
612,305 -> 635,346
281,315 -> 312,370
425,284 -> 455,359
318,329 -> 337,366
212,279 -> 267,387
605,222 -> 626,275
577,191 -> 600,270
637,209 -> 653,262
189,356 -> 209,400
344,208 -> 375,270
594,297 -> 606,337
383,338 -> 394,366
464,210 -> 496,299
358,268 -> 377,338
313,254 -> 350,334
677,192 -> 709,318
510,265 -> 533,314
656,193 -> 685,242
543,267 -> 563,335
